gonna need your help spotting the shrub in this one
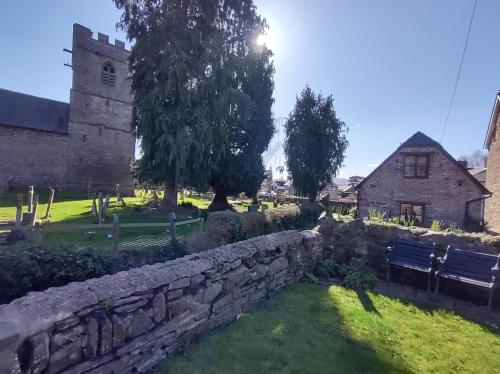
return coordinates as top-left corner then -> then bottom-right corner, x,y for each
205,211 -> 245,243
299,202 -> 324,225
268,204 -> 300,230
0,241 -> 185,304
239,212 -> 269,239
342,258 -> 378,290
368,208 -> 386,221
448,222 -> 464,234
430,220 -> 445,232
400,216 -> 415,228
315,258 -> 377,290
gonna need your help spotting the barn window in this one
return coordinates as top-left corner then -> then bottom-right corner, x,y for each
404,154 -> 429,178
101,62 -> 116,86
400,203 -> 424,225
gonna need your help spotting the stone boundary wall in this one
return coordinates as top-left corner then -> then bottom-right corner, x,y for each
0,230 -> 322,374
321,218 -> 500,275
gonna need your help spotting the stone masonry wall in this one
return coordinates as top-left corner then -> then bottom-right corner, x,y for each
358,146 -> 485,227
0,230 -> 322,374
0,125 -> 68,188
485,113 -> 500,234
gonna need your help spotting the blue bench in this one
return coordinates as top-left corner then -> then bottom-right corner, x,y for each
435,247 -> 500,310
386,239 -> 436,292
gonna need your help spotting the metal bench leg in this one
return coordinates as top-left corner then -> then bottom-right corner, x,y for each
434,277 -> 441,296
487,289 -> 494,311
386,264 -> 391,282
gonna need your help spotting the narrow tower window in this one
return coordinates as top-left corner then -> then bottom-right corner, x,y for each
101,62 -> 116,86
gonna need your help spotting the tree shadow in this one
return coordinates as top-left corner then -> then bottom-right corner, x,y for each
355,289 -> 382,316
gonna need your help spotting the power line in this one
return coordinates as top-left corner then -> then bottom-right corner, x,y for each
439,0 -> 478,143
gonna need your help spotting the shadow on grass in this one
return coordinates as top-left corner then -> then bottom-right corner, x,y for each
157,283 -> 409,374
355,290 -> 382,316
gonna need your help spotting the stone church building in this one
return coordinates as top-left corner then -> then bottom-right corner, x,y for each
0,24 -> 135,191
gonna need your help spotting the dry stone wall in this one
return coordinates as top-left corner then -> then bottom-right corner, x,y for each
0,230 -> 322,374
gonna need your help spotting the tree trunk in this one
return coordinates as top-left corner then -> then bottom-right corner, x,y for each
208,186 -> 234,211
162,178 -> 177,207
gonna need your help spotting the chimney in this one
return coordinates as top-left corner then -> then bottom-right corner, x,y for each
458,160 -> 468,169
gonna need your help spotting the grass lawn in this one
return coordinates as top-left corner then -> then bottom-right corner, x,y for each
157,283 -> 500,374
0,190 -> 210,248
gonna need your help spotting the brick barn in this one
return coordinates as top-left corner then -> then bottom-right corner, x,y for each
0,24 -> 135,192
484,91 -> 500,234
356,132 -> 490,229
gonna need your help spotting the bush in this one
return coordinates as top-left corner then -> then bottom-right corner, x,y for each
342,259 -> 378,290
315,258 -> 378,290
430,220 -> 445,232
239,212 -> 269,239
268,204 -> 301,230
299,202 -> 324,225
0,241 -> 185,304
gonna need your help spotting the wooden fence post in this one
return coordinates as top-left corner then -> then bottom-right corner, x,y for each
27,186 -> 34,213
15,194 -> 23,227
169,212 -> 176,241
31,195 -> 39,226
43,189 -> 55,219
112,214 -> 120,251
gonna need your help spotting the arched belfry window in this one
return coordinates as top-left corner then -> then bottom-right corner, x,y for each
101,62 -> 116,86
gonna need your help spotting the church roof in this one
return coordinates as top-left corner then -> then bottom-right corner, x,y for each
0,88 -> 69,134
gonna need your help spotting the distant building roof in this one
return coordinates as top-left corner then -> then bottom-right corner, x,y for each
484,91 -> 500,149
0,88 -> 69,134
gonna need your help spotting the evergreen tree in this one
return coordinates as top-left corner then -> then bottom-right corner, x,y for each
285,86 -> 348,202
115,0 -> 274,209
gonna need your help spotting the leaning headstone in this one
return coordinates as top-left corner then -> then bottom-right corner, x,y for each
91,194 -> 98,215
15,194 -> 23,227
31,195 -> 39,226
98,192 -> 104,224
43,189 -> 55,219
27,186 -> 34,213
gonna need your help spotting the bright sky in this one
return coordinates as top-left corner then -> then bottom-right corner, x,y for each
1,1 -> 499,179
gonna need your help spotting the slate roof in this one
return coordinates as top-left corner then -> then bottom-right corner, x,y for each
400,131 -> 440,148
0,88 -> 69,134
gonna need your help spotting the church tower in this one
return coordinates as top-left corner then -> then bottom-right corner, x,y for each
66,24 -> 135,191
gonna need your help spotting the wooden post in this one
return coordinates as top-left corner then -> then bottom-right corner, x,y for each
34,222 -> 42,244
15,194 -> 23,227
91,194 -> 98,216
112,214 -> 120,251
27,186 -> 34,213
43,189 -> 55,219
98,192 -> 104,224
31,195 -> 39,226
152,190 -> 159,207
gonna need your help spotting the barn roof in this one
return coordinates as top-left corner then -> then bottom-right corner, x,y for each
356,131 -> 490,194
0,88 -> 69,134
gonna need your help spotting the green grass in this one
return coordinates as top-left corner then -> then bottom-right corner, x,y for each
157,283 -> 500,374
0,190 -> 209,248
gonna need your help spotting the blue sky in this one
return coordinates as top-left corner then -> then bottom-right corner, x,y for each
1,1 -> 499,178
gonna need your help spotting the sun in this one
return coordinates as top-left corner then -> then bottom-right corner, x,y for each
256,33 -> 269,47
